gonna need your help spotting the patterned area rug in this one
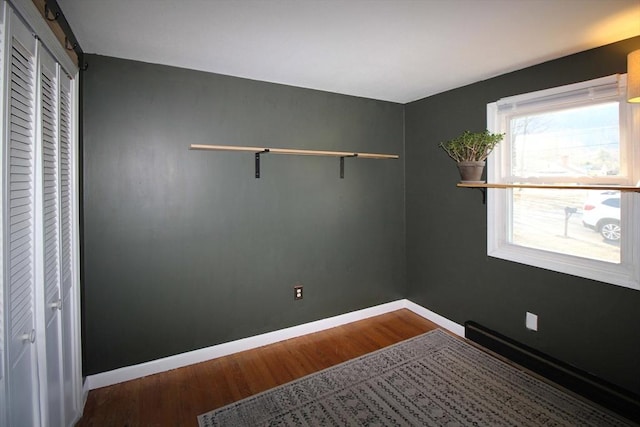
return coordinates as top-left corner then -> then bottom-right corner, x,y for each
198,329 -> 632,426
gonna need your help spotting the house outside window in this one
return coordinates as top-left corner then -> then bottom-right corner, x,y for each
487,75 -> 640,290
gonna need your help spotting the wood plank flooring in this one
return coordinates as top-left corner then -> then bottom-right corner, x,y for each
76,309 -> 439,426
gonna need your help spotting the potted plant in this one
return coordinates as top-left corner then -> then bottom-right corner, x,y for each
439,130 -> 504,182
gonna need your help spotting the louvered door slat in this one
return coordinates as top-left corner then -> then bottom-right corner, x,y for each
11,293 -> 30,328
10,75 -> 33,99
43,170 -> 56,181
42,127 -> 55,140
10,113 -> 32,130
12,150 -> 32,165
41,89 -> 53,103
43,195 -> 56,207
9,222 -> 30,243
11,65 -> 32,88
43,225 -> 56,242
9,172 -> 30,183
43,180 -> 56,190
9,196 -> 33,214
11,39 -> 31,62
9,245 -> 30,272
10,54 -> 29,73
42,100 -> 53,111
10,162 -> 32,175
10,155 -> 31,167
9,242 -> 33,270
9,189 -> 31,202
10,96 -> 33,119
8,220 -> 29,241
11,72 -> 32,92
10,179 -> 30,189
9,189 -> 31,201
9,276 -> 31,306
9,202 -> 31,219
10,136 -> 31,149
10,131 -> 31,147
10,90 -> 32,114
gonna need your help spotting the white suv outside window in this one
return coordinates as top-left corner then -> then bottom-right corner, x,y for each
582,191 -> 621,242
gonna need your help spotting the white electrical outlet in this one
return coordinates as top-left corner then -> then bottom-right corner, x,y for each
526,312 -> 538,331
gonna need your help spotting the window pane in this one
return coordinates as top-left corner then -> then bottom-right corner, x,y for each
510,102 -> 620,178
511,188 -> 620,264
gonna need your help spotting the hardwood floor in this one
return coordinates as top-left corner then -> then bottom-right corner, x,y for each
76,309 -> 439,426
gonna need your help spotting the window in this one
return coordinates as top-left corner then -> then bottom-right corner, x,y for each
487,75 -> 640,290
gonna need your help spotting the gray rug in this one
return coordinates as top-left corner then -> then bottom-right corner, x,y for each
198,329 -> 632,426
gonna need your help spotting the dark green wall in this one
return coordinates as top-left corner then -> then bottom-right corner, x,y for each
405,36 -> 640,395
84,37 -> 640,395
82,55 -> 405,375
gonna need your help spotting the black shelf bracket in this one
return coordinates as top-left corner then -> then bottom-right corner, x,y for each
473,187 -> 487,204
255,149 -> 270,178
339,154 -> 358,179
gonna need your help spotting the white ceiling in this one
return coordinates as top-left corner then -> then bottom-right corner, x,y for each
57,0 -> 640,103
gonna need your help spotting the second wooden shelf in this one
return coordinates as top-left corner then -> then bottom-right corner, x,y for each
457,183 -> 640,192
190,144 -> 399,178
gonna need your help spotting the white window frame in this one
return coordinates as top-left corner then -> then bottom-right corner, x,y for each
487,74 -> 640,290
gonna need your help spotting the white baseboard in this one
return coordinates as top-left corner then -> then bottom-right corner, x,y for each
85,299 -> 462,390
403,300 -> 465,337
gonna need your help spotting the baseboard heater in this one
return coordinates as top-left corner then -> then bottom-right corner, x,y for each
464,321 -> 640,423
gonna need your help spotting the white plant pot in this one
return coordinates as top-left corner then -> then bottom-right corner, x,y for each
456,161 -> 485,183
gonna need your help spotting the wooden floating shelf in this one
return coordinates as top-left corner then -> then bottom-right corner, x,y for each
189,144 -> 399,178
457,183 -> 640,192
189,144 -> 399,160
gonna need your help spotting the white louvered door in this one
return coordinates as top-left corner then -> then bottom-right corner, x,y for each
38,46 -> 64,427
0,5 -> 5,422
1,1 -> 81,425
3,6 -> 39,426
58,70 -> 76,427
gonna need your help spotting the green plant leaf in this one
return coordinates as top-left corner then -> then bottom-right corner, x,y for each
439,130 -> 504,162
